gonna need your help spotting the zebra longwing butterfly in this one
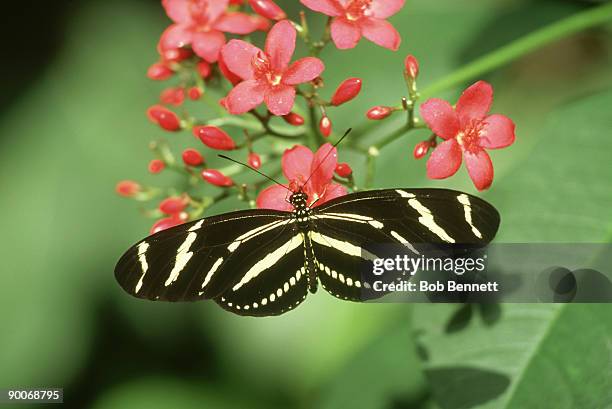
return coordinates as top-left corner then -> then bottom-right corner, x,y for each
115,188 -> 500,316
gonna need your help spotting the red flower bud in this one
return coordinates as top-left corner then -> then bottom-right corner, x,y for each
201,169 -> 234,187
146,105 -> 181,131
116,180 -> 141,197
404,54 -> 419,79
188,87 -> 202,100
229,0 -> 244,4
283,112 -> 305,126
193,126 -> 236,150
148,159 -> 165,174
319,116 -> 332,137
159,196 -> 188,215
248,152 -> 262,169
151,215 -> 185,234
249,0 -> 286,20
197,61 -> 211,78
218,54 -> 241,85
413,141 -> 431,159
366,106 -> 393,120
182,148 -> 204,166
161,48 -> 192,63
251,15 -> 271,31
335,163 -> 353,178
147,63 -> 173,81
219,97 -> 228,110
331,77 -> 362,106
160,87 -> 185,106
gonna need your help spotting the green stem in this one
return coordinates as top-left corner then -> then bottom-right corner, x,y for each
421,2 -> 612,99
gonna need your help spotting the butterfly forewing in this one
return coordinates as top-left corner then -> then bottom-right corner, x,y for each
115,210 -> 292,301
311,189 -> 500,301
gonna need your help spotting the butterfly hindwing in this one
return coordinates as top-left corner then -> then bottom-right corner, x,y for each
114,209 -> 293,301
214,231 -> 309,316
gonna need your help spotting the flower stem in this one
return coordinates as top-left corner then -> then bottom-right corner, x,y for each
421,2 -> 612,99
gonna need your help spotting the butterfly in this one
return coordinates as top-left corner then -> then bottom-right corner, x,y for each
115,186 -> 500,316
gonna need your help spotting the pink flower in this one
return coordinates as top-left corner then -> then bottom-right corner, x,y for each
257,143 -> 347,211
221,20 -> 325,116
159,0 -> 260,63
300,0 -> 404,50
420,81 -> 516,191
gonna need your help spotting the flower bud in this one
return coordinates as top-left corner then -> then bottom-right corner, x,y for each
331,78 -> 362,106
248,152 -> 262,169
188,87 -> 202,100
201,169 -> 234,187
249,0 -> 286,20
404,54 -> 419,79
366,106 -> 393,120
160,87 -> 185,106
151,215 -> 184,234
197,60 -> 211,78
148,159 -> 165,174
319,116 -> 332,137
146,105 -> 181,131
193,126 -> 236,150
335,163 -> 353,178
182,148 -> 204,166
116,180 -> 141,197
413,141 -> 431,159
159,196 -> 188,215
283,112 -> 305,126
250,15 -> 271,31
161,48 -> 192,63
147,63 -> 173,80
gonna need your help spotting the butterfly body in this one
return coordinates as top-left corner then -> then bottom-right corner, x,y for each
115,188 -> 500,316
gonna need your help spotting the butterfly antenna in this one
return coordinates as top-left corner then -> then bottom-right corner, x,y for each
218,154 -> 292,192
302,128 -> 352,188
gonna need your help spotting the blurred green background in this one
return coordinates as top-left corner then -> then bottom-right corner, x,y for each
1,0 -> 611,408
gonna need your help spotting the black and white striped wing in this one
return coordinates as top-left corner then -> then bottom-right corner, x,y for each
214,230 -> 310,316
311,188 -> 500,301
114,209 -> 295,302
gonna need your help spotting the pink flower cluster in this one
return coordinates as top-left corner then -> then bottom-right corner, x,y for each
117,0 -> 516,234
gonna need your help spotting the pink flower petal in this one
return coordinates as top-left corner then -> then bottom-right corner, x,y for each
282,145 -> 314,183
300,0 -> 343,17
480,114 -> 516,149
283,57 -> 325,85
420,98 -> 460,140
331,18 -> 362,49
214,12 -> 260,34
158,24 -> 193,51
265,85 -> 296,116
221,39 -> 261,80
426,139 -> 462,179
310,143 -> 337,193
205,0 -> 230,23
360,18 -> 401,51
256,184 -> 293,211
319,183 -> 348,206
225,80 -> 265,114
191,30 -> 226,62
456,81 -> 493,123
265,20 -> 296,70
162,0 -> 191,23
369,0 -> 405,19
464,149 -> 494,191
